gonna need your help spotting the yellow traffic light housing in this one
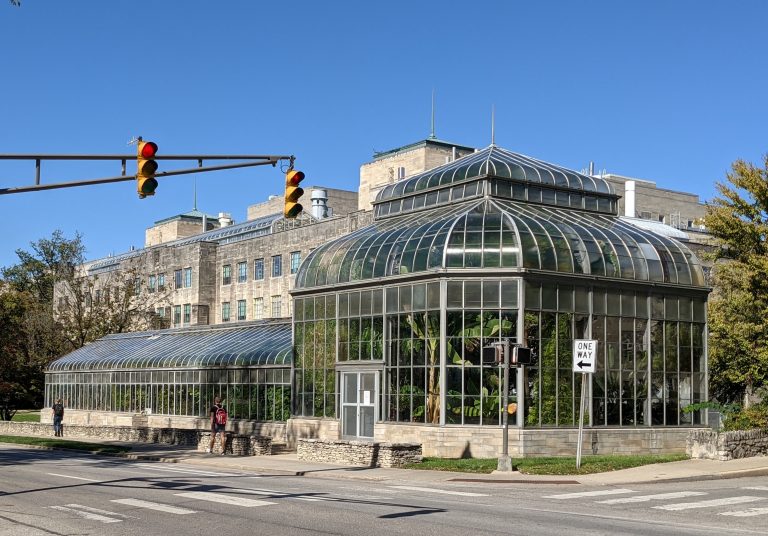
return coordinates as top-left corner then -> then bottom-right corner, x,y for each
136,139 -> 159,198
284,169 -> 305,219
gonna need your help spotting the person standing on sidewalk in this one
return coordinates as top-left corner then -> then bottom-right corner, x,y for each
51,399 -> 64,437
207,397 -> 227,454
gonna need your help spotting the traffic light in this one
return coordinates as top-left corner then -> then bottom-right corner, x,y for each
136,139 -> 159,198
513,346 -> 533,366
284,169 -> 305,218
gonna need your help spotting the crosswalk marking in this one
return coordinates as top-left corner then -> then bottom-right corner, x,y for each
720,507 -> 768,517
597,491 -> 707,504
389,485 -> 488,497
135,463 -> 239,477
653,496 -> 764,511
111,498 -> 196,514
543,489 -> 634,500
46,472 -> 102,482
49,505 -> 122,524
175,491 -> 276,507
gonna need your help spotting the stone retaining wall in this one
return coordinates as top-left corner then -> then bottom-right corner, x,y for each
687,428 -> 768,460
0,421 -> 271,456
297,438 -> 421,468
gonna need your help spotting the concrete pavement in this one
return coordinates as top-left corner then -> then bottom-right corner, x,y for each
11,436 -> 767,486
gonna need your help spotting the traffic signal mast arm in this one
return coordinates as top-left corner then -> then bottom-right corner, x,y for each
0,153 -> 295,195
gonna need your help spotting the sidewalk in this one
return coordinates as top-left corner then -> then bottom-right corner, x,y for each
48,438 -> 768,486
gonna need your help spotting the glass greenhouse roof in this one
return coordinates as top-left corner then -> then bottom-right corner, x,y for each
47,320 -> 293,372
295,198 -> 706,289
374,145 -> 616,214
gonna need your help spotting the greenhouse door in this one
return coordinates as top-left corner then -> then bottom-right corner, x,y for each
341,371 -> 377,439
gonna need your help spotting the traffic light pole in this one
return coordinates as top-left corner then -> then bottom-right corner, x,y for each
498,338 -> 513,472
0,154 -> 293,195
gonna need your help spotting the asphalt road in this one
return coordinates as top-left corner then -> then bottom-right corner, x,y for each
1,445 -> 767,536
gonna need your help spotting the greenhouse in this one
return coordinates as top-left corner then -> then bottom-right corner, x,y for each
292,145 -> 709,443
45,320 -> 292,422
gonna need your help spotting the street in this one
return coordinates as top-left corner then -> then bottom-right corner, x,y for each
1,445 -> 767,535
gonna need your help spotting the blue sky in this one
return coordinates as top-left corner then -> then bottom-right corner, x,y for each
1,1 -> 766,268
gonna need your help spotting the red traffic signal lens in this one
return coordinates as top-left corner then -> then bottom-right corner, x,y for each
140,141 -> 158,159
286,170 -> 305,186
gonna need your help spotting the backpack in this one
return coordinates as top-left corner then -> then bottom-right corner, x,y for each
53,404 -> 64,417
214,406 -> 227,425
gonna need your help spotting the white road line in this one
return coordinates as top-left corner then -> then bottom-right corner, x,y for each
597,491 -> 707,504
134,463 -> 238,477
653,496 -> 765,511
543,489 -> 635,499
63,504 -> 130,518
389,485 -> 488,497
743,486 -> 768,491
112,498 -> 196,514
720,506 -> 768,517
46,473 -> 102,482
48,505 -> 122,523
175,491 -> 276,507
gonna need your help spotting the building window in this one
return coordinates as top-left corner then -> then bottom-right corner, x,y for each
237,299 -> 246,321
237,261 -> 247,283
148,275 -> 156,293
174,269 -> 182,289
222,264 -> 232,285
253,297 -> 264,320
158,273 -> 165,291
134,278 -> 141,296
184,267 -> 192,288
183,303 -> 191,324
254,258 -> 264,280
95,289 -> 101,303
173,305 -> 181,326
272,255 -> 282,277
222,301 -> 231,322
290,251 -> 301,274
271,295 -> 281,318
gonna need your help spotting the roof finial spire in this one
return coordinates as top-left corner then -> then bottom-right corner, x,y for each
429,89 -> 436,139
491,104 -> 496,146
193,179 -> 197,211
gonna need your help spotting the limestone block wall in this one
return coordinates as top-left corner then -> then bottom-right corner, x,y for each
297,438 -> 421,468
375,423 -> 693,458
0,421 -> 272,456
286,417 -> 339,449
687,429 -> 768,460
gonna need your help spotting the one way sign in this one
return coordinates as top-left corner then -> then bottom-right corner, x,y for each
573,339 -> 597,373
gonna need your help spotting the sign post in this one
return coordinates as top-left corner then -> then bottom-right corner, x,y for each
573,339 -> 597,470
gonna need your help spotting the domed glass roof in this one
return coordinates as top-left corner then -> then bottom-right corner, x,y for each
374,145 -> 616,216
47,320 -> 292,372
294,198 -> 706,289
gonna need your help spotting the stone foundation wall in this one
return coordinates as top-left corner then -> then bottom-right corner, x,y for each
375,423 -> 693,458
0,421 -> 271,456
39,410 -> 288,443
286,418 -> 340,449
687,428 -> 768,460
297,438 -> 422,468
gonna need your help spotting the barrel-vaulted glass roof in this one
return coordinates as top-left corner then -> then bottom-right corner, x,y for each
373,145 -> 618,219
47,320 -> 292,372
294,198 -> 706,290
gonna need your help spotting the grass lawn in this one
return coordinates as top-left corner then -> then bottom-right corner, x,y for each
408,453 -> 689,475
0,435 -> 131,455
11,410 -> 40,423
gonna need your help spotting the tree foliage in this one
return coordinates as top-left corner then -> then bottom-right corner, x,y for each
0,231 -> 167,418
705,155 -> 768,406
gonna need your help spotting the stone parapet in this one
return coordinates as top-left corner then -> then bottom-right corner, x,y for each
687,428 -> 768,460
297,438 -> 421,468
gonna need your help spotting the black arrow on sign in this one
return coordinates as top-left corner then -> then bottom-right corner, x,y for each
577,360 -> 591,369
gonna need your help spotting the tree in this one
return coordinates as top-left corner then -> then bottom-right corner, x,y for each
704,155 -> 768,406
0,231 -> 168,417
